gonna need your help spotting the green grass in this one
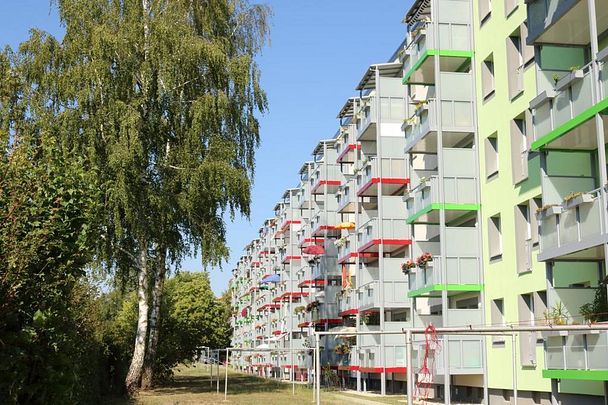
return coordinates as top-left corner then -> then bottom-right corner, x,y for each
106,365 -> 405,404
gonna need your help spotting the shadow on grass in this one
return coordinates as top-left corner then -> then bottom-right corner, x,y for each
148,370 -> 288,397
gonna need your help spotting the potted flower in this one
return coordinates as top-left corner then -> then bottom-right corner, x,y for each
416,252 -> 433,268
401,260 -> 416,274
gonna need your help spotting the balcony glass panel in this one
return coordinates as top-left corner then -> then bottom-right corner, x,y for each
539,190 -> 603,256
601,60 -> 608,101
404,21 -> 471,74
587,333 -> 608,370
533,66 -> 594,142
564,334 -> 586,369
357,217 -> 410,247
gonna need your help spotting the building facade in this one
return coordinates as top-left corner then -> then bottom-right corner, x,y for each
229,0 -> 608,403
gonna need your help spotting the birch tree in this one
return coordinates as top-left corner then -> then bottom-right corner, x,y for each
13,0 -> 269,392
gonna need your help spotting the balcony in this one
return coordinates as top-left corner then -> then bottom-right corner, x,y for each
311,302 -> 341,326
526,0 -> 600,46
335,124 -> 360,164
337,233 -> 357,264
336,182 -> 357,214
338,288 -> 358,316
358,323 -> 409,372
295,184 -> 312,210
543,331 -> 608,380
311,255 -> 340,280
405,173 -> 479,224
356,156 -> 409,197
407,258 -> 482,298
357,217 -> 411,254
538,188 -> 605,261
311,163 -> 343,195
407,228 -> 482,297
310,210 -> 340,237
403,20 -> 473,85
280,244 -> 302,264
336,349 -> 359,371
403,95 -> 475,154
355,92 -> 406,141
530,65 -> 598,151
412,336 -> 483,375
413,309 -> 482,328
297,266 -> 325,288
357,280 -> 410,311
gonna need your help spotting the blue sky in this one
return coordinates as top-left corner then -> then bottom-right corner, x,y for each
0,0 -> 411,295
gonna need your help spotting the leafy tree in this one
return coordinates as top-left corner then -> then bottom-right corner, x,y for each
105,272 -> 230,384
3,0 -> 269,392
0,133 -> 103,403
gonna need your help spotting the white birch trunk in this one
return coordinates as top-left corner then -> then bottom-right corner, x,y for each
141,245 -> 166,389
125,240 -> 150,393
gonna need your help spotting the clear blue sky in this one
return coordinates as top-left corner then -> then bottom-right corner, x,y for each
0,0 -> 412,296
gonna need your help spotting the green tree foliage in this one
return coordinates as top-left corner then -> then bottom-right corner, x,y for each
0,136 -> 104,403
0,0 -> 269,398
104,272 -> 230,384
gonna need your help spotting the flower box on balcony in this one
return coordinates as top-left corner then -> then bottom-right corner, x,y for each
555,69 -> 584,92
562,192 -> 594,210
536,204 -> 562,220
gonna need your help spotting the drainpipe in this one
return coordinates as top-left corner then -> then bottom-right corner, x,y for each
375,65 -> 387,396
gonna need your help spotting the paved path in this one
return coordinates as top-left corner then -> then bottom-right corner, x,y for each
334,394 -> 399,405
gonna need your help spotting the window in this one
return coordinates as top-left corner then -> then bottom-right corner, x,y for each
485,134 -> 499,180
505,26 -> 534,100
491,298 -> 505,344
479,0 -> 491,25
506,34 -> 524,99
518,293 -> 545,366
514,203 -> 532,273
504,0 -> 517,17
510,111 -> 533,185
488,214 -> 502,260
514,198 -> 540,273
481,56 -> 495,101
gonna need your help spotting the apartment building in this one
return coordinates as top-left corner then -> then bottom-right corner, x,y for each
229,0 -> 608,403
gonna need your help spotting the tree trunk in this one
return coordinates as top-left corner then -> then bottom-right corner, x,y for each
125,240 -> 150,394
140,244 -> 167,389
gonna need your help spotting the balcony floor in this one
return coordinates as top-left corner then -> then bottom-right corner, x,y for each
408,283 -> 484,298
403,49 -> 473,85
406,203 -> 479,224
543,369 -> 608,381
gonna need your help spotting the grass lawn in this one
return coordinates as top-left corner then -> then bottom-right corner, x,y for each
106,364 -> 411,404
